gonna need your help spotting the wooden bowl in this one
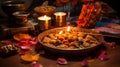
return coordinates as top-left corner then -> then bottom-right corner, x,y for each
38,27 -> 104,56
1,0 -> 26,17
34,6 -> 56,16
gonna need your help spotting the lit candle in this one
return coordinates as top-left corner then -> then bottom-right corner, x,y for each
66,26 -> 72,39
59,31 -> 63,34
55,30 -> 63,39
67,26 -> 70,32
38,15 -> 51,30
54,12 -> 66,27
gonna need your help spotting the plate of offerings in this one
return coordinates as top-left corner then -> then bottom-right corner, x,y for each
38,27 -> 104,56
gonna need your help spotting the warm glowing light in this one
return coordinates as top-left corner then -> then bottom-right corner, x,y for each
59,31 -> 63,34
54,12 -> 66,16
43,15 -> 47,19
38,15 -> 51,29
67,26 -> 70,32
38,15 -> 51,20
54,12 -> 66,26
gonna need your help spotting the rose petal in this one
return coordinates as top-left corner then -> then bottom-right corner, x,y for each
19,41 -> 28,46
81,59 -> 88,67
57,58 -> 68,65
87,59 -> 95,63
98,54 -> 109,60
29,37 -> 38,45
33,64 -> 43,67
31,61 -> 37,65
21,46 -> 31,50
18,37 -> 38,46
98,50 -> 109,60
29,41 -> 38,45
19,51 -> 26,55
1,40 -> 12,44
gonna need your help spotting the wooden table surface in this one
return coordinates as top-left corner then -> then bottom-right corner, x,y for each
0,36 -> 120,67
0,17 -> 120,67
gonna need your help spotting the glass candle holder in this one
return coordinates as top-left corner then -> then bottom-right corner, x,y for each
54,12 -> 67,27
38,15 -> 51,31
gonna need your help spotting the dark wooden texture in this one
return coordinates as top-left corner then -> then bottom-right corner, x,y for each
0,42 -> 120,67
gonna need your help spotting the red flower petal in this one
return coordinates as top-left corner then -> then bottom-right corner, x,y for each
98,54 -> 109,60
29,41 -> 38,46
28,37 -> 38,46
33,64 -> 43,67
30,37 -> 38,41
19,40 -> 28,46
101,50 -> 107,55
1,40 -> 12,44
102,41 -> 116,48
19,50 -> 26,55
20,46 -> 31,50
98,50 -> 109,60
81,59 -> 88,67
31,61 -> 37,65
57,58 -> 68,65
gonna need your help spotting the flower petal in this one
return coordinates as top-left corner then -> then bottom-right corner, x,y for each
1,40 -> 12,44
31,61 -> 37,65
33,63 -> 43,67
81,59 -> 88,67
57,58 -> 68,65
29,41 -> 38,46
20,46 -> 31,50
98,50 -> 109,61
19,50 -> 26,55
98,54 -> 109,60
19,40 -> 29,46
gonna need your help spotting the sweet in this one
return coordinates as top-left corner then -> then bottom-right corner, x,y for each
42,30 -> 101,49
57,58 -> 68,65
0,43 -> 18,57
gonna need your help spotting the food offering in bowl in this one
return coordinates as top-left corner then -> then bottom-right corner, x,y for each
34,6 -> 56,16
38,27 -> 104,56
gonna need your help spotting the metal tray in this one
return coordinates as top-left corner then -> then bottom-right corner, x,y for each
38,27 -> 104,56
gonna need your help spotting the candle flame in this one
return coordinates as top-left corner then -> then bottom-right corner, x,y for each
43,15 -> 47,19
58,13 -> 62,16
59,31 -> 63,34
67,26 -> 70,32
38,15 -> 51,20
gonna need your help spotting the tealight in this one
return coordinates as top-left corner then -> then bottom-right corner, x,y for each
54,12 -> 66,27
38,15 -> 51,31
